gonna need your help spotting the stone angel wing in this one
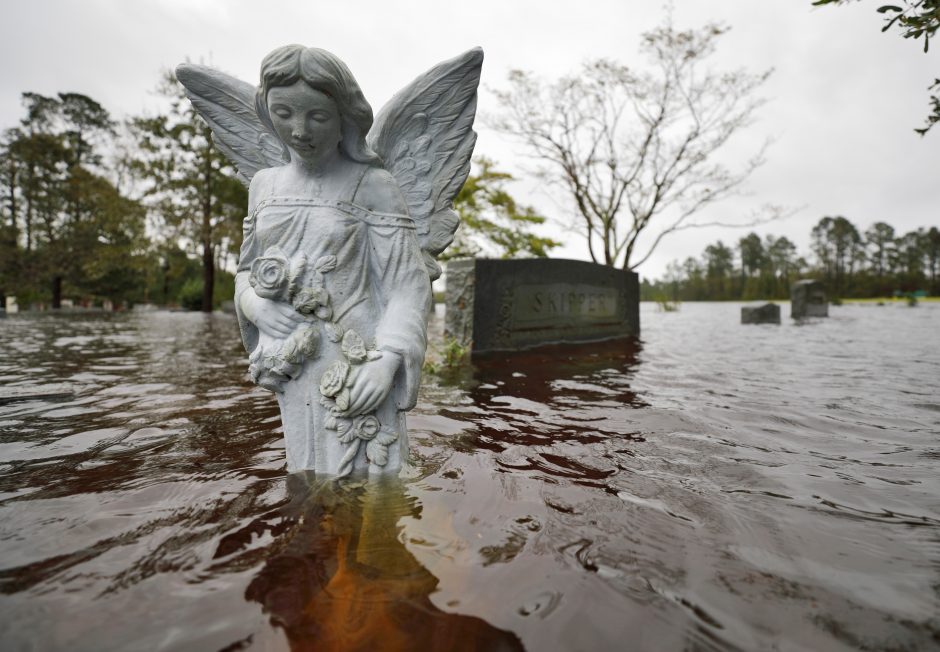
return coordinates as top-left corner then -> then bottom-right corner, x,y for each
367,48 -> 483,281
175,64 -> 288,185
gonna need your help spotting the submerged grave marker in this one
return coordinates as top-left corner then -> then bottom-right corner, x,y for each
445,258 -> 640,354
791,279 -> 828,319
741,303 -> 781,325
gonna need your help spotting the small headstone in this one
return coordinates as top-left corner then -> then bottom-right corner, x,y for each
741,303 -> 781,324
0,384 -> 75,405
5,297 -> 18,313
791,280 -> 828,319
445,258 -> 640,354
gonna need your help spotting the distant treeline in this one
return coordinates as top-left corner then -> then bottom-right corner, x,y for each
642,217 -> 940,301
2,87 -> 937,311
0,84 -> 550,313
0,82 -> 246,312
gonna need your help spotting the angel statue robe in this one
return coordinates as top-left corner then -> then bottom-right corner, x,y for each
234,163 -> 432,476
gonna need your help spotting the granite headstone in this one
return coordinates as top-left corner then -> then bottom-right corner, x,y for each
741,303 -> 781,324
445,258 -> 639,354
791,280 -> 828,319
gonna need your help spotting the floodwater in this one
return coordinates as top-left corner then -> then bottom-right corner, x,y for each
0,302 -> 938,651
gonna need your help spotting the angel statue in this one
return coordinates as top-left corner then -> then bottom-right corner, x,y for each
176,46 -> 482,477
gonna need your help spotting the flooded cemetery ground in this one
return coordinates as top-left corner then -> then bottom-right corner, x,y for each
0,302 -> 938,651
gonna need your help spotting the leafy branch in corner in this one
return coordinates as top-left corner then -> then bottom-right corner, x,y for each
813,0 -> 939,134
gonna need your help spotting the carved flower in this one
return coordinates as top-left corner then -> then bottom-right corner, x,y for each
341,329 -> 368,364
280,337 -> 301,365
366,428 -> 399,467
297,324 -> 319,357
287,253 -> 308,300
248,346 -> 299,394
315,255 -> 337,273
355,415 -> 381,441
336,417 -> 356,444
253,368 -> 287,393
324,322 -> 344,343
335,387 -> 351,412
319,359 -> 349,398
271,358 -> 295,377
292,286 -> 330,315
250,247 -> 290,300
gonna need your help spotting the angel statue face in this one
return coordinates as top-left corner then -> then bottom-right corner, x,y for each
266,82 -> 342,169
256,45 -> 381,168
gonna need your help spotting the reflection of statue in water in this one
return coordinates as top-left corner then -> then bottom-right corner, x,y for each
177,46 -> 482,476
243,475 -> 523,651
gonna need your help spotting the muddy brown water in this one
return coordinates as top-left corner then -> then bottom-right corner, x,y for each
0,303 -> 938,651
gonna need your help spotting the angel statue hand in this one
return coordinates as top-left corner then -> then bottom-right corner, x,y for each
240,291 -> 304,338
347,352 -> 401,416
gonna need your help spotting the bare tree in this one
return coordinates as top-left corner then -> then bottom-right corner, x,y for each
488,17 -> 775,270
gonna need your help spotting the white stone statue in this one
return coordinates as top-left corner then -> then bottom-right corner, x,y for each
177,46 -> 482,476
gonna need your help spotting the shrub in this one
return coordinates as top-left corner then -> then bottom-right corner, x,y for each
178,278 -> 203,311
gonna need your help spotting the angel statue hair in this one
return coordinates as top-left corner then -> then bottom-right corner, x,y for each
177,46 -> 482,477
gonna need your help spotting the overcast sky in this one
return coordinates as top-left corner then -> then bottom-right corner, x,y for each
2,0 -> 937,279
